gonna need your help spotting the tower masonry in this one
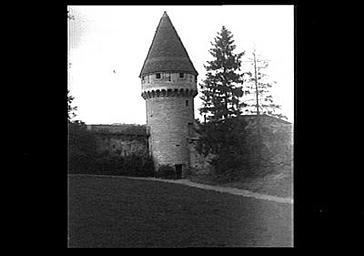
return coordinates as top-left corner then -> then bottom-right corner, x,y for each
139,11 -> 198,177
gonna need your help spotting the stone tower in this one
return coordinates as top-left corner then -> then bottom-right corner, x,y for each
140,11 -> 198,177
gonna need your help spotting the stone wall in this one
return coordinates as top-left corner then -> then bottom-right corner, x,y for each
94,134 -> 148,157
86,124 -> 148,157
85,115 -> 292,177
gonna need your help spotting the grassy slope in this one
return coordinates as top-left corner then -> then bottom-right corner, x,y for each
188,165 -> 293,198
68,175 -> 292,247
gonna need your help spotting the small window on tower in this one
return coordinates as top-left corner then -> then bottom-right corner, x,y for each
179,73 -> 184,78
186,100 -> 189,106
188,122 -> 193,137
156,73 -> 161,79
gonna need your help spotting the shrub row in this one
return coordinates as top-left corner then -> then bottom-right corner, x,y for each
195,117 -> 293,182
156,165 -> 176,179
68,153 -> 155,177
68,121 -> 155,177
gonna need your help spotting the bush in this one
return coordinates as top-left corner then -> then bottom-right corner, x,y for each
196,117 -> 251,182
157,165 -> 176,179
210,149 -> 248,183
69,151 -> 155,178
195,116 -> 293,182
92,153 -> 155,177
97,150 -> 110,158
68,150 -> 96,174
68,121 -> 99,174
121,153 -> 155,177
68,121 -> 155,177
139,155 -> 155,177
68,121 -> 98,157
93,156 -> 124,176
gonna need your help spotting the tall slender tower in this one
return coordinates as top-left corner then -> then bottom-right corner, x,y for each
140,11 -> 198,178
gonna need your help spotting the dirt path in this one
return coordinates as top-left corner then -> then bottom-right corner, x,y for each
70,174 -> 293,204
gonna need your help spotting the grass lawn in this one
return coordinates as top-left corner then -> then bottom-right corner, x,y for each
188,165 -> 293,198
68,174 -> 292,247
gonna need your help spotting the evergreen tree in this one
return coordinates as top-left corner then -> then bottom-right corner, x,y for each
196,27 -> 253,182
199,26 -> 246,122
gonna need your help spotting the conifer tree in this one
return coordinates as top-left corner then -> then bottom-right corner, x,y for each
199,26 -> 246,122
196,27 -> 252,182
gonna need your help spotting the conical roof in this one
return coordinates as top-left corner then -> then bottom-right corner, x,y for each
139,12 -> 198,77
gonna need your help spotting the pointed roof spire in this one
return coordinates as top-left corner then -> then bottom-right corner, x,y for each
139,12 -> 198,77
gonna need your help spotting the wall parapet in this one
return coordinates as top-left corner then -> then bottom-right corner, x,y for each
141,88 -> 198,99
86,124 -> 148,136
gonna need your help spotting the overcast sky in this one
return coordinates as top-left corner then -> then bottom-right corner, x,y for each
68,5 -> 294,124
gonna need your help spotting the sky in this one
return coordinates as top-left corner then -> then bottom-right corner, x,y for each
68,5 -> 294,125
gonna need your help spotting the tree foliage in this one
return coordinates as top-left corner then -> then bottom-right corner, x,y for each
196,117 -> 253,181
68,121 -> 97,157
199,26 -> 246,122
66,92 -> 155,177
67,89 -> 97,173
68,89 -> 77,122
196,27 -> 255,181
195,28 -> 291,181
242,52 -> 288,120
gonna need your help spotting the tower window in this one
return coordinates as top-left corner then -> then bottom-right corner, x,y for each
188,122 -> 193,137
179,73 -> 184,78
186,100 -> 189,106
156,73 -> 161,79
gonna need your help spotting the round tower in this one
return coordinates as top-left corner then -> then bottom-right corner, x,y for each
139,11 -> 198,178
